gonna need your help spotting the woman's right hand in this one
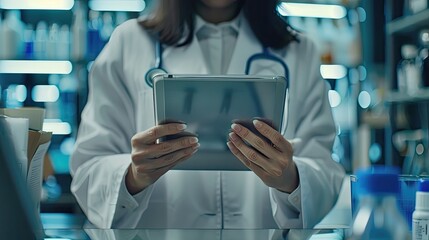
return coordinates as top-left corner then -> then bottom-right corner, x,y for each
126,123 -> 199,194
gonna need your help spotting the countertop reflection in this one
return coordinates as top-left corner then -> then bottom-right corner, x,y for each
40,176 -> 351,240
44,228 -> 345,240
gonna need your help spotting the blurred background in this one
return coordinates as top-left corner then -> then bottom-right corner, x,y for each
0,0 -> 428,217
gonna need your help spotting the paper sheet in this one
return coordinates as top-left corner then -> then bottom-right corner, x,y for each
27,141 -> 51,212
4,117 -> 29,180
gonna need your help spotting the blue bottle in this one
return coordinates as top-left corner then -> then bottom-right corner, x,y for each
350,166 -> 410,240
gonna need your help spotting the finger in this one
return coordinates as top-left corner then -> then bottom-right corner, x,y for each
132,123 -> 187,145
227,141 -> 272,178
230,123 -> 281,159
228,133 -> 281,176
133,143 -> 199,166
155,145 -> 199,166
141,151 -> 192,180
148,151 -> 195,179
144,137 -> 199,158
226,141 -> 251,167
252,120 -> 291,153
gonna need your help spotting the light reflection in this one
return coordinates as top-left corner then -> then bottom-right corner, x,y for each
0,60 -> 72,74
358,91 -> 371,109
328,90 -> 342,108
320,65 -> 348,79
0,0 -> 74,10
32,85 -> 60,102
43,121 -> 71,135
89,0 -> 145,12
277,3 -> 347,19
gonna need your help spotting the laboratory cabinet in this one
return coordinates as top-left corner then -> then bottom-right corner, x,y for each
384,0 -> 429,173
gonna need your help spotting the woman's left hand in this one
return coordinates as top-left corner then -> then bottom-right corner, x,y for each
227,119 -> 299,193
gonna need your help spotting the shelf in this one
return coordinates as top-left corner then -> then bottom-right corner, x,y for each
385,88 -> 429,103
361,112 -> 389,128
386,8 -> 429,35
0,60 -> 72,74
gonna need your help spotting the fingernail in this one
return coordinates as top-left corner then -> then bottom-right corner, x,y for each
231,123 -> 241,132
289,138 -> 302,147
189,137 -> 198,144
193,143 -> 200,149
177,124 -> 187,130
253,120 -> 262,128
229,132 -> 238,141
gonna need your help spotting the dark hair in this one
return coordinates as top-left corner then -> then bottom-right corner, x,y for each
140,0 -> 298,49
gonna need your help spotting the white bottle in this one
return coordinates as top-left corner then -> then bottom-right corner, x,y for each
413,180 -> 429,240
0,11 -> 23,59
46,23 -> 59,60
34,21 -> 48,60
101,12 -> 115,42
397,45 -> 422,94
115,12 -> 128,26
58,25 -> 70,60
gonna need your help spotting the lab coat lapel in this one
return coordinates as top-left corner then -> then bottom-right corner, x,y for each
162,36 -> 209,74
227,18 -> 261,74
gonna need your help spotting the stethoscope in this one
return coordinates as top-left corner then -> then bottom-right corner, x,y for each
145,41 -> 291,134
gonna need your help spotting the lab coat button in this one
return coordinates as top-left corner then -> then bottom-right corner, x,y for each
121,205 -> 126,209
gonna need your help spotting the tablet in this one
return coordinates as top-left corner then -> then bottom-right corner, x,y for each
153,75 -> 287,170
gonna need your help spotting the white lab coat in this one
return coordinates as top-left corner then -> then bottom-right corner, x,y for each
70,18 -> 345,229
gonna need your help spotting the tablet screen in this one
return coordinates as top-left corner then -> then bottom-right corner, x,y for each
153,75 -> 287,170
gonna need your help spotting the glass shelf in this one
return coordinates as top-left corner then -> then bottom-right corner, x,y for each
386,8 -> 429,35
385,88 -> 429,103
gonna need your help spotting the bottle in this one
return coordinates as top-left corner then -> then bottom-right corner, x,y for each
87,10 -> 102,60
34,21 -> 48,60
115,12 -> 128,26
418,29 -> 429,88
57,25 -> 70,60
100,12 -> 115,43
23,24 -> 35,60
46,23 -> 59,60
397,45 -> 422,94
350,166 -> 410,240
71,1 -> 87,61
409,139 -> 429,176
0,11 -> 23,59
413,180 -> 429,240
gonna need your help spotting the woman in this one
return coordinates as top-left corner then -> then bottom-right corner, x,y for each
70,0 -> 345,229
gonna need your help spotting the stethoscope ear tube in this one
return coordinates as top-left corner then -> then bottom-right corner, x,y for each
145,68 -> 167,88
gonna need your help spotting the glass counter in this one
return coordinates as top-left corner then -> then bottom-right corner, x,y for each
41,213 -> 346,240
44,228 -> 345,240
